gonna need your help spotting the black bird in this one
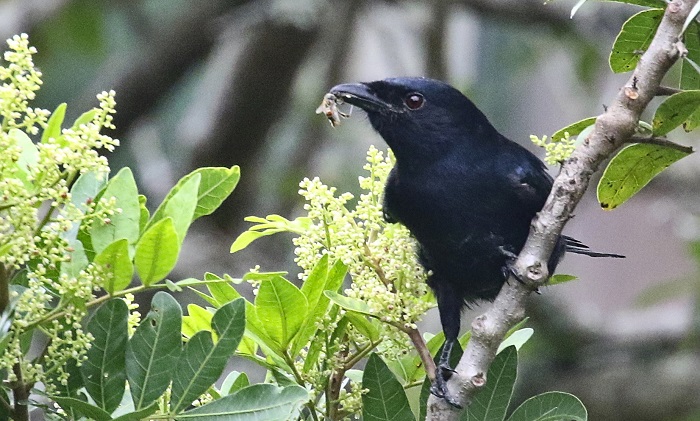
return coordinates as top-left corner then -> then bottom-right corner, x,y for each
328,77 -> 623,406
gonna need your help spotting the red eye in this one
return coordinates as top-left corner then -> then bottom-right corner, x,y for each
404,93 -> 424,110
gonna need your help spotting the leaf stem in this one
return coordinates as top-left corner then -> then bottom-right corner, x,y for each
628,135 -> 694,153
23,283 -> 168,331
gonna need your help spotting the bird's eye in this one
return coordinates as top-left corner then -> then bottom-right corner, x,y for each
404,93 -> 424,110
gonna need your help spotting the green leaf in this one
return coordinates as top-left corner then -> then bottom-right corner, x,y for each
70,170 -> 107,212
190,166 -> 240,220
72,109 -> 98,129
324,290 -> 374,316
183,304 -> 214,338
176,384 -> 308,420
61,239 -> 88,278
652,90 -> 700,135
206,279 -> 242,308
111,402 -> 159,421
291,257 -> 347,356
94,239 -> 134,294
609,9 -> 664,73
397,331 -> 448,386
597,143 -> 691,210
549,274 -> 578,285
126,292 -> 182,410
147,174 -> 200,244
11,129 -> 39,174
170,299 -> 245,413
42,103 -> 67,143
497,328 -> 534,353
230,215 -> 311,253
134,217 -> 180,286
363,353 -> 415,421
51,397 -> 112,421
681,22 -> 700,90
81,299 -> 128,413
229,231 -> 273,253
465,346 -> 518,421
92,167 -> 141,255
256,276 -> 308,348
682,1 -> 700,34
138,194 -> 149,233
551,117 -> 597,142
240,299 -> 280,355
506,391 -> 587,421
220,371 -> 249,396
344,312 -> 380,343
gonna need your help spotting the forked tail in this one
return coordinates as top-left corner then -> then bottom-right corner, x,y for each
564,236 -> 625,258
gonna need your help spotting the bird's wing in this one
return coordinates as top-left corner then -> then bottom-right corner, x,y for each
500,147 -> 553,212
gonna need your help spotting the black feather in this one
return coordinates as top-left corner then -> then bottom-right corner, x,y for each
329,77 -> 623,406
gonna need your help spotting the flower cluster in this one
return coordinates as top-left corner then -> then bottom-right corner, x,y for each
0,34 -> 120,390
0,34 -> 49,134
294,146 -> 432,357
530,132 -> 577,165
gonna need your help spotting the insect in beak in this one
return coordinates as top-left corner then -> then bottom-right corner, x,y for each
316,93 -> 353,127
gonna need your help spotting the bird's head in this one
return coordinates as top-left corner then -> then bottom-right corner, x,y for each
330,77 -> 498,167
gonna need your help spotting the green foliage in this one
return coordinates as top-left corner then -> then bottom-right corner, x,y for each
80,299 -> 128,413
652,90 -> 700,135
609,9 -> 664,73
681,22 -> 700,90
126,292 -> 182,410
597,143 -> 690,210
362,353 -> 415,421
533,1 -> 700,213
174,383 -> 309,420
506,392 -> 587,421
363,337 -> 586,421
465,346 -> 517,421
170,299 -> 245,413
10,1 -> 700,416
0,34 -> 274,420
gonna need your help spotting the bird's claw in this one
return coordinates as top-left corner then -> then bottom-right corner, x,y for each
430,365 -> 463,409
498,246 -> 533,288
498,245 -> 518,260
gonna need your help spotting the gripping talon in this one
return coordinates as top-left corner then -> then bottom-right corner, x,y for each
430,364 -> 463,409
498,246 -> 528,285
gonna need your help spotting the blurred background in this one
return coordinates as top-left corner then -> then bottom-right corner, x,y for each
6,0 -> 700,419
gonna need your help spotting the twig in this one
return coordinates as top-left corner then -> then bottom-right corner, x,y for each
629,135 -> 694,153
656,85 -> 683,96
12,363 -> 29,421
426,0 -> 699,418
407,328 -> 437,383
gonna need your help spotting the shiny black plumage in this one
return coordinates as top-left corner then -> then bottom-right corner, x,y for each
329,77 -> 622,406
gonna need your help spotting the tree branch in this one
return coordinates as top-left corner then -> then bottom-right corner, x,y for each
426,0 -> 698,418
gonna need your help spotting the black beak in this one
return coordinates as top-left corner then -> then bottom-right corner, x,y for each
330,82 -> 392,112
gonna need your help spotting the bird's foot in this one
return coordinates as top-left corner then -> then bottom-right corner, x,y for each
498,246 -> 522,282
498,246 -> 539,292
430,364 -> 462,408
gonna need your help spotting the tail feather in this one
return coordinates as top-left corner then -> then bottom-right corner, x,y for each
564,236 -> 625,258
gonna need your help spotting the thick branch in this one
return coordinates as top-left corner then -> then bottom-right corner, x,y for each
426,0 -> 698,418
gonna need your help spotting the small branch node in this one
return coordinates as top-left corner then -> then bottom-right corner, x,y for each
471,315 -> 487,332
624,86 -> 640,100
675,40 -> 688,58
470,372 -> 486,387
